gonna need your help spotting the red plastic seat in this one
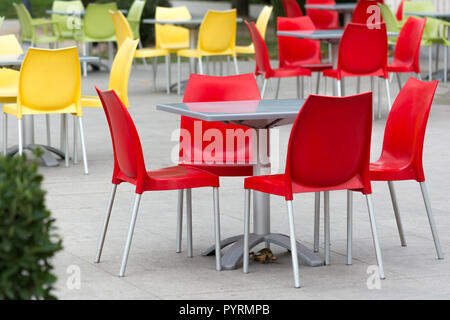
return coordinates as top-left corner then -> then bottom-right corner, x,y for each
245,20 -> 311,99
369,77 -> 443,259
323,22 -> 392,112
243,92 -> 385,288
94,87 -> 222,277
278,16 -> 333,94
396,0 -> 410,21
282,0 -> 304,17
387,17 -> 426,89
352,0 -> 384,24
305,0 -> 339,30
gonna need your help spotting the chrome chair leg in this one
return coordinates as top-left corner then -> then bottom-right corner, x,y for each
18,118 -> 23,155
95,184 -> 117,263
419,182 -> 444,259
275,78 -> 281,99
165,55 -> 170,94
313,192 -> 320,253
186,188 -> 193,258
119,193 -> 142,277
315,73 -> 321,94
385,78 -> 392,112
65,114 -> 69,168
324,191 -> 330,265
213,187 -> 221,271
176,189 -> 184,253
261,79 -> 268,99
243,189 -> 251,274
233,56 -> 239,75
198,57 -> 204,75
46,114 -> 51,146
356,77 -> 361,93
73,115 -> 78,164
336,79 -> 342,97
152,57 -> 157,92
387,181 -> 407,247
78,117 -> 89,175
365,194 -> 385,279
286,200 -> 300,288
177,55 -> 181,95
347,190 -> 353,265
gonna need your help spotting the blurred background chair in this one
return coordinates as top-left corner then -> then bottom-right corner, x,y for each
127,0 -> 146,41
51,0 -> 84,41
282,0 -> 304,17
305,0 -> 339,30
236,5 -> 272,56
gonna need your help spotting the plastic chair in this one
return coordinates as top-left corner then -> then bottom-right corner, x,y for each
109,11 -> 169,93
388,17 -> 426,90
127,0 -> 146,40
323,23 -> 392,115
74,2 -> 118,76
305,0 -> 339,30
0,17 -> 4,28
245,21 -> 311,99
282,0 -> 304,17
396,0 -> 410,22
369,77 -> 443,260
0,34 -> 24,108
2,47 -> 88,174
177,9 -> 240,93
51,0 -> 84,41
277,16 -> 332,95
236,6 -> 273,55
13,3 -> 60,47
94,87 -> 222,277
378,3 -> 402,46
403,1 -> 445,81
243,92 -> 385,288
352,0 -> 384,24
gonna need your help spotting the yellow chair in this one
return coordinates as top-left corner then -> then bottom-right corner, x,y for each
110,11 -> 170,93
2,47 -> 88,174
176,10 -> 239,93
155,6 -> 191,52
236,6 -> 272,55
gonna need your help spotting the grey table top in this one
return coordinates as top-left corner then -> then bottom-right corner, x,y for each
143,17 -> 243,26
0,54 -> 99,66
304,3 -> 356,11
277,29 -> 399,40
45,9 -> 127,16
157,99 -> 306,128
404,11 -> 450,20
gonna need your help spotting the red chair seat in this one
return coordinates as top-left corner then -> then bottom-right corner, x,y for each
301,63 -> 333,72
387,62 -> 414,73
270,66 -> 312,78
370,157 -> 416,181
323,68 -> 386,79
182,163 -> 253,177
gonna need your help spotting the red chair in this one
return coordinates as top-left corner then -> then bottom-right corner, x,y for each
352,0 -> 384,24
245,20 -> 311,99
305,0 -> 339,30
177,73 -> 260,254
369,77 -> 443,259
323,22 -> 391,113
388,17 -> 426,90
282,0 -> 304,17
94,87 -> 222,276
243,92 -> 385,288
277,16 -> 333,95
396,0 -> 410,21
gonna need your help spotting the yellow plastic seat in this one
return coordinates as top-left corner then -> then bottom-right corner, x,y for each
0,35 -> 23,104
176,10 -> 240,93
155,6 -> 191,53
2,47 -> 88,174
236,6 -> 272,55
81,38 -> 138,109
110,10 -> 171,93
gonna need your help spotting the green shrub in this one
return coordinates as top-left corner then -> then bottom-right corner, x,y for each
0,153 -> 62,300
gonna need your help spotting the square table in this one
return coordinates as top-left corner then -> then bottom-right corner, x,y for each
305,3 -> 357,25
157,99 -> 325,270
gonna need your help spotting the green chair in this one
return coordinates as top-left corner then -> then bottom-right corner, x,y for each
403,0 -> 446,80
13,3 -> 60,47
51,0 -> 85,41
127,0 -> 146,40
378,3 -> 402,46
0,17 -> 4,28
74,2 -> 118,76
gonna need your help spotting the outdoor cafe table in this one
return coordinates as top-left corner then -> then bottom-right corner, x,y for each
0,54 -> 99,166
45,9 -> 128,16
156,99 -> 325,270
143,17 -> 243,92
304,3 -> 357,25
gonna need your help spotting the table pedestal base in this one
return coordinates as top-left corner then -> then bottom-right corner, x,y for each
7,144 -> 66,167
202,233 -> 324,270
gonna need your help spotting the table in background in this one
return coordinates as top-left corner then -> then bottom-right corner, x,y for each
157,99 -> 324,270
304,3 -> 357,25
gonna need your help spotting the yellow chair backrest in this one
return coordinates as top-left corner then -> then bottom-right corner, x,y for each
108,38 -> 139,108
198,10 -> 237,54
155,6 -> 191,50
255,6 -> 273,40
110,10 -> 134,49
0,34 -> 24,55
17,47 -> 81,118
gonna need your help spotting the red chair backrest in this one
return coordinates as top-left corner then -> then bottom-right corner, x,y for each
352,0 -> 384,24
305,0 -> 339,29
380,77 -> 438,181
282,0 -> 304,17
278,16 -> 322,68
96,87 -> 148,192
392,17 -> 426,73
285,93 -> 373,194
337,22 -> 388,78
396,0 -> 410,21
180,73 -> 261,168
245,20 -> 273,77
